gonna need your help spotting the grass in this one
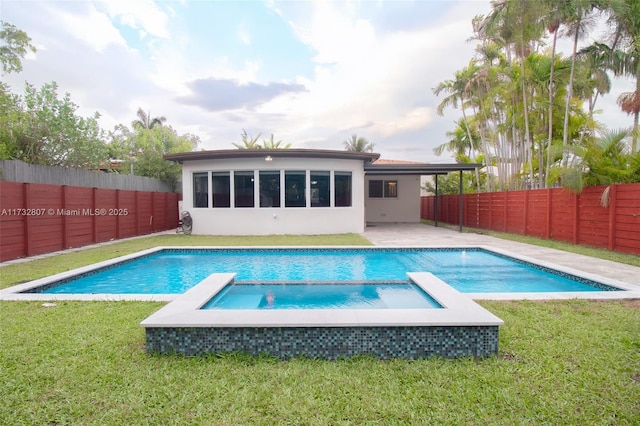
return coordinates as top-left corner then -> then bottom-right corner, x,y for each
1,230 -> 639,424
1,299 -> 638,424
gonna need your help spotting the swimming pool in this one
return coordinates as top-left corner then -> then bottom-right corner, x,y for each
203,282 -> 443,310
9,247 -> 625,296
140,272 -> 504,359
4,245 -> 632,359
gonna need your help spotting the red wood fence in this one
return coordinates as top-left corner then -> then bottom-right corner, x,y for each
421,183 -> 640,255
0,181 -> 180,262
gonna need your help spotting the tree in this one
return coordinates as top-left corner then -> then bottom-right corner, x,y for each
606,0 -> 640,152
343,134 -> 374,152
0,81 -> 107,168
0,82 -> 23,159
108,118 -> 200,190
0,21 -> 36,75
232,129 -> 262,149
422,171 -> 479,195
262,133 -> 291,149
560,0 -> 605,166
132,125 -> 199,189
132,108 -> 166,130
558,128 -> 640,192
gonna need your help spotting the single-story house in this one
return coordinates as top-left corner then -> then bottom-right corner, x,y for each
164,149 -> 479,235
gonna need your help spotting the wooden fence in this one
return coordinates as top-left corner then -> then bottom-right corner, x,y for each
0,159 -> 175,192
421,183 -> 640,255
0,181 -> 180,262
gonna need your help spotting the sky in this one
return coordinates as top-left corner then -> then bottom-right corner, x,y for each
2,0 -> 635,163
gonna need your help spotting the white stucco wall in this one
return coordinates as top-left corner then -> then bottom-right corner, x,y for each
181,156 -> 366,235
364,175 -> 421,223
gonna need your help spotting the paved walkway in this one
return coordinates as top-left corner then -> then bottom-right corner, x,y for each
363,223 -> 640,292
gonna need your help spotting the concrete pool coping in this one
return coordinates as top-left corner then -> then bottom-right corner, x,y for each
140,272 -> 505,328
1,245 -> 639,302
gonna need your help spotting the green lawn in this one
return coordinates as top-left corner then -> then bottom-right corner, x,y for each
1,232 -> 639,424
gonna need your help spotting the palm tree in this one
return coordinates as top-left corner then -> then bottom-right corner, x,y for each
542,0 -> 574,186
434,119 -> 483,192
582,128 -> 640,185
606,0 -> 640,152
343,134 -> 374,152
232,129 -> 262,149
433,60 -> 480,158
560,0 -> 604,166
132,108 -> 166,130
261,133 -> 292,149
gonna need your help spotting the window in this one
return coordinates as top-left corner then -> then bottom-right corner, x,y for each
212,172 -> 230,208
334,172 -> 352,207
369,180 -> 397,198
193,172 -> 209,208
259,171 -> 280,207
310,171 -> 330,207
285,171 -> 306,207
234,171 -> 255,208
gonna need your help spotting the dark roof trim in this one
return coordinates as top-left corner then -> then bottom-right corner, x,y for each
364,163 -> 482,176
164,149 -> 380,163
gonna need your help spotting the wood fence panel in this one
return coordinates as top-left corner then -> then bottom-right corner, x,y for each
0,182 -> 26,260
153,192 -> 167,232
611,183 -> 640,254
477,193 -> 492,229
0,181 -> 180,262
578,187 -> 610,248
505,191 -> 526,234
549,189 -> 576,243
464,194 -> 479,228
117,191 -> 137,239
137,192 -> 154,235
448,195 -> 459,224
420,182 -> 640,255
64,186 -> 95,249
95,189 -> 118,242
28,184 -> 64,256
489,193 -> 505,232
167,193 -> 179,230
525,190 -> 548,238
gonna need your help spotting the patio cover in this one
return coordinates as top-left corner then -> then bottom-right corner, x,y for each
364,162 -> 482,232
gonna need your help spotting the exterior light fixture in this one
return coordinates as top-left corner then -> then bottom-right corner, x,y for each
265,155 -> 273,162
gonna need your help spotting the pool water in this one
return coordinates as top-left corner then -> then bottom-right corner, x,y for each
33,248 -> 615,294
202,282 -> 443,310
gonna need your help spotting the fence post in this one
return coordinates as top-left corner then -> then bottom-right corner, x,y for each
62,186 -> 69,249
503,192 -> 508,232
546,189 -> 552,239
115,189 -> 121,239
523,190 -> 529,235
573,191 -> 579,244
92,188 -> 98,243
135,191 -> 140,235
608,185 -> 617,251
488,193 -> 493,231
151,192 -> 155,232
23,183 -> 32,257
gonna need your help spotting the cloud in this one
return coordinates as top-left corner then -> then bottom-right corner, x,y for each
54,3 -> 127,52
372,107 -> 435,137
179,78 -> 308,111
100,0 -> 170,39
255,0 -> 487,158
237,20 -> 252,45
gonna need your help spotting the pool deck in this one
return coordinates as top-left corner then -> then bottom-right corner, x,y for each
363,223 -> 640,299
